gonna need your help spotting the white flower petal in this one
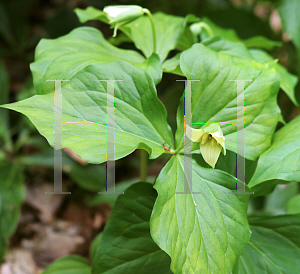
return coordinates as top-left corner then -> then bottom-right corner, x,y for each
200,141 -> 222,168
186,125 -> 204,142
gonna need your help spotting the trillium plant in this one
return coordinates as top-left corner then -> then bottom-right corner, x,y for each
1,4 -> 300,274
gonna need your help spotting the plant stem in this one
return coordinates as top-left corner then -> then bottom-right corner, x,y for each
143,8 -> 157,53
140,149 -> 148,181
191,22 -> 214,38
198,22 -> 214,37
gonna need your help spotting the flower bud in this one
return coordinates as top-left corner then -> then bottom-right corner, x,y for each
103,5 -> 144,37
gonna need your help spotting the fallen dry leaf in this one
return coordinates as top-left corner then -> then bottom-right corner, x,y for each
0,249 -> 37,274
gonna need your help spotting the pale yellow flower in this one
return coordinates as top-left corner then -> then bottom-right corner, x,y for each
186,124 -> 226,168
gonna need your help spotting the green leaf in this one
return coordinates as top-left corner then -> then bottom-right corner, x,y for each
163,36 -> 253,76
74,6 -> 108,24
278,0 -> 300,50
287,194 -> 300,214
233,214 -> 300,274
150,156 -> 251,273
92,182 -> 172,274
0,162 -> 25,262
176,43 -> 281,160
120,12 -> 196,61
89,232 -> 103,262
276,64 -> 299,106
135,52 -> 163,85
202,36 -> 253,59
243,158 -> 289,198
162,53 -> 184,76
43,255 -> 91,274
249,115 -> 300,187
30,27 -> 145,95
250,49 -> 299,106
2,62 -> 174,164
243,36 -> 282,50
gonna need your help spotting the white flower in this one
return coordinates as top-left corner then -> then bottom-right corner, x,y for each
103,5 -> 144,37
186,124 -> 226,168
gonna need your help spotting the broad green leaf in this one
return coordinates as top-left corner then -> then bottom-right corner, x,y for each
135,53 -> 163,85
175,43 -> 281,160
0,162 -> 25,262
163,36 -> 253,76
74,6 -> 108,24
30,27 -> 145,95
194,147 -> 285,197
287,194 -> 300,214
92,182 -> 172,274
43,255 -> 91,274
2,62 -> 174,164
250,49 -> 299,106
278,0 -> 300,50
162,53 -> 184,76
243,158 -> 289,198
276,65 -> 299,106
243,36 -> 282,50
249,115 -> 300,187
202,36 -> 253,59
120,12 -> 196,61
233,214 -> 300,274
150,156 -> 251,274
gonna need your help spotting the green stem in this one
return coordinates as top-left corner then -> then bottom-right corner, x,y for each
175,144 -> 185,155
143,8 -> 157,53
191,22 -> 214,38
140,149 -> 148,181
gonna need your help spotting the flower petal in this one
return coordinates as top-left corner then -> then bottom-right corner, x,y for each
186,125 -> 204,142
200,141 -> 222,168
